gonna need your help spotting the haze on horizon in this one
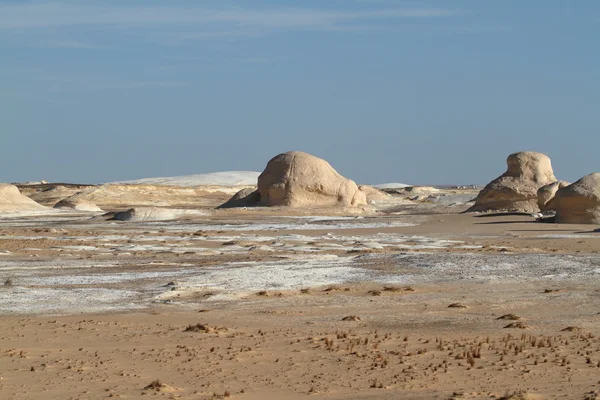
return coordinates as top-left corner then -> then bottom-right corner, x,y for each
1,0 -> 598,186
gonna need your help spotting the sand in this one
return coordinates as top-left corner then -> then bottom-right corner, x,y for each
1,186 -> 600,398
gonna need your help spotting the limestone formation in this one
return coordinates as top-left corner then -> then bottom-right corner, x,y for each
111,207 -> 208,221
357,185 -> 390,204
57,184 -> 234,209
219,152 -> 370,209
54,198 -> 103,212
537,181 -> 570,212
217,187 -> 260,208
467,152 -> 557,213
553,173 -> 600,224
0,184 -> 47,213
257,151 -> 366,208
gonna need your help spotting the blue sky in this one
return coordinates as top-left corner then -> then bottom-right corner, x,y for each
1,1 -> 599,185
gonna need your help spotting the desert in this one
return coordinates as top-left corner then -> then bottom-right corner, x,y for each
1,151 -> 600,399
2,2 -> 598,398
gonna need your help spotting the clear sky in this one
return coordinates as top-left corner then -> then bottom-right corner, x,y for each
1,1 -> 598,185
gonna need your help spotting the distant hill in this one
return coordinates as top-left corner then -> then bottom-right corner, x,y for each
110,171 -> 260,187
371,182 -> 411,189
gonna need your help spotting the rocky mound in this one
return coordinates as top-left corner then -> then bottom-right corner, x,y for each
60,184 -> 236,209
553,173 -> 600,224
0,184 -> 47,213
112,207 -> 207,221
537,180 -> 570,212
217,187 -> 261,209
54,198 -> 103,212
357,185 -> 390,204
220,151 -> 368,209
258,152 -> 366,207
467,152 -> 557,213
17,184 -> 94,207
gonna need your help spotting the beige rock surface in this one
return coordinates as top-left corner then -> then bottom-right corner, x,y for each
217,187 -> 260,209
257,151 -> 367,208
0,183 -> 47,213
357,185 -> 389,203
59,184 -> 237,209
468,152 -> 557,213
553,173 -> 600,224
17,184 -> 93,207
54,198 -> 103,212
537,180 -> 570,212
112,207 -> 207,221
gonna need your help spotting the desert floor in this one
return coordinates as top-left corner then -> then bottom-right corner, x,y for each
1,204 -> 600,399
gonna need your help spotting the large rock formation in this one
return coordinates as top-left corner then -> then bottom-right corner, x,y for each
220,151 -> 368,209
553,173 -> 600,224
258,152 -> 366,207
0,184 -> 47,213
467,152 -> 557,213
537,180 -> 570,212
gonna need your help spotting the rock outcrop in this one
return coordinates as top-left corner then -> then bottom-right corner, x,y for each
57,184 -> 235,209
257,152 -> 366,207
467,152 -> 557,213
219,151 -> 369,209
217,187 -> 261,209
54,198 -> 103,212
537,181 -> 570,212
111,207 -> 207,221
0,184 -> 47,213
553,173 -> 600,224
357,185 -> 390,204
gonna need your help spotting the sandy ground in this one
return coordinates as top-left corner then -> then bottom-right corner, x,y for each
1,195 -> 600,399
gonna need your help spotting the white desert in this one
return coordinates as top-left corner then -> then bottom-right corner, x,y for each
2,151 -> 600,399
